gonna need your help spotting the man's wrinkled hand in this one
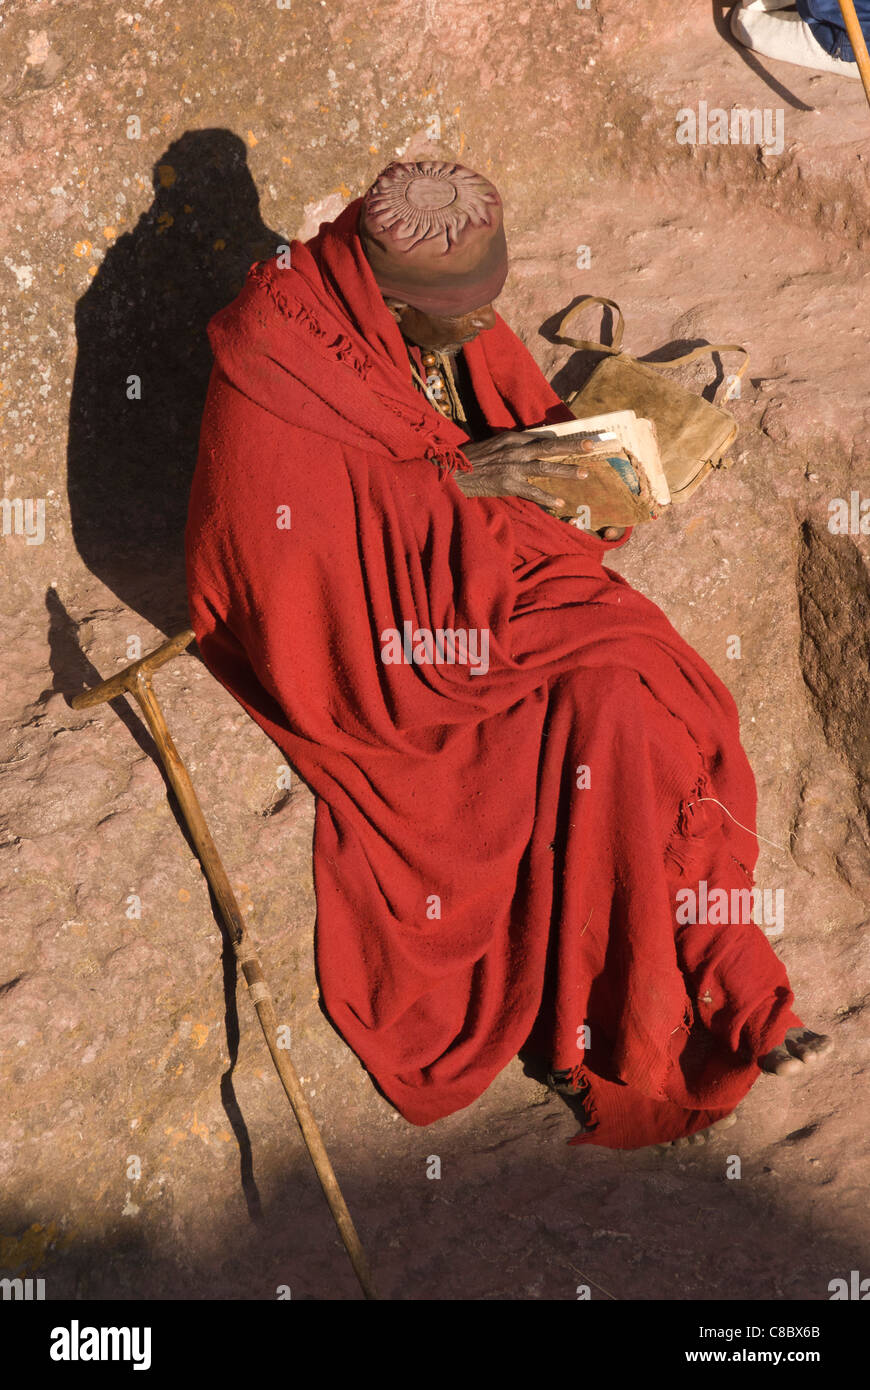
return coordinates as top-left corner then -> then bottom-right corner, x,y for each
456,433 -> 628,538
454,433 -> 594,511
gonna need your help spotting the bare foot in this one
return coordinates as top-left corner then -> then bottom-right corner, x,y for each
758,1026 -> 834,1077
664,1111 -> 738,1150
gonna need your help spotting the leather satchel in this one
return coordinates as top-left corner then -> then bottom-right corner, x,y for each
556,297 -> 750,502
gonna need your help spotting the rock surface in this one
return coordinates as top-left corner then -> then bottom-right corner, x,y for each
0,0 -> 867,1300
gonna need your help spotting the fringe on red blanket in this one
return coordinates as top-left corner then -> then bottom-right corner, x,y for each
248,261 -> 375,379
425,442 -> 472,477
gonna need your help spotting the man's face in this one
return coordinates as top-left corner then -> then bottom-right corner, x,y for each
385,299 -> 497,353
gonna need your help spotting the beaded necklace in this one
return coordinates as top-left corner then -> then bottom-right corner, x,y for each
406,344 -> 468,425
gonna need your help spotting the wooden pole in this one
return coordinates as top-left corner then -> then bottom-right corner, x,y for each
837,0 -> 870,109
73,631 -> 379,1300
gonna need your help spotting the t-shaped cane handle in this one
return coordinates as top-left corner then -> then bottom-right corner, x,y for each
71,628 -> 196,709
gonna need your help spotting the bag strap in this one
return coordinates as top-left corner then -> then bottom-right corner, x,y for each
643,343 -> 750,406
555,296 -> 625,354
555,297 -> 749,407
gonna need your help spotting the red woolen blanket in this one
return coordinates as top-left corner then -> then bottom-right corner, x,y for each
186,199 -> 800,1148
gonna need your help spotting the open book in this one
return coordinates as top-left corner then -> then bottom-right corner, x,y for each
518,411 -> 670,528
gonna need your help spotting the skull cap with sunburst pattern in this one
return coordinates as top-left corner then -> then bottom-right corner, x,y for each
359,159 -> 508,316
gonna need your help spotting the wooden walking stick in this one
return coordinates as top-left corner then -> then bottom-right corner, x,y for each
72,629 -> 379,1300
837,0 -> 870,109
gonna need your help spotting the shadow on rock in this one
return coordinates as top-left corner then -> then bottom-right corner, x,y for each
1,1148 -> 868,1301
66,128 -> 285,636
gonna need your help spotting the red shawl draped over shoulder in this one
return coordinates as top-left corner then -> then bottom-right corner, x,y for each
186,199 -> 800,1148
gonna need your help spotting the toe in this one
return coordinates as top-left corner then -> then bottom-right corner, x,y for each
662,1110 -> 737,1149
785,1028 -> 833,1063
759,1044 -> 802,1076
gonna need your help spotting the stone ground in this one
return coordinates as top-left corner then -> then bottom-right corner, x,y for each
1,0 -> 868,1300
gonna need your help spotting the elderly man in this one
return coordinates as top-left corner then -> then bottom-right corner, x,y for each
185,159 -> 830,1149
